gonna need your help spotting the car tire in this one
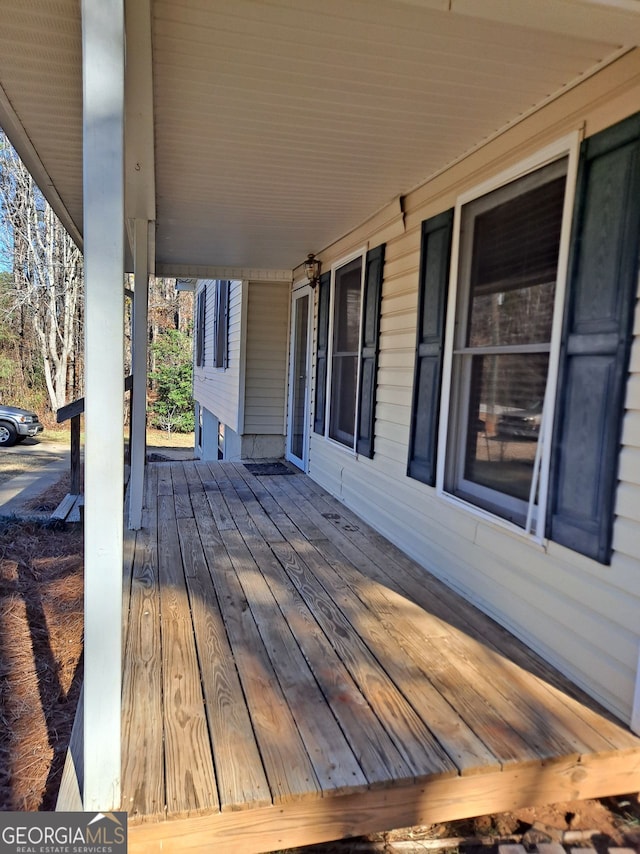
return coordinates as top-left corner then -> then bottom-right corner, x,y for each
0,422 -> 18,447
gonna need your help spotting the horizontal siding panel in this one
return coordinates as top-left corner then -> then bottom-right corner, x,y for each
379,314 -> 416,337
375,417 -> 410,443
244,403 -> 286,416
376,385 -> 412,407
308,436 -> 350,498
244,422 -> 284,435
378,367 -> 413,389
378,349 -> 416,370
381,271 -> 419,299
625,374 -> 640,409
378,331 -> 416,353
376,402 -> 411,429
621,410 -> 640,448
382,250 -> 421,282
245,380 -> 287,392
382,290 -> 419,317
371,435 -> 408,466
473,525 -> 640,642
615,482 -> 640,522
612,516 -> 640,561
619,446 -> 640,486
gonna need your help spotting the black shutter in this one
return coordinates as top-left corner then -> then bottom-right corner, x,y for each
195,289 -> 205,367
356,244 -> 385,457
548,112 -> 640,564
313,271 -> 331,435
214,280 -> 229,368
407,209 -> 453,485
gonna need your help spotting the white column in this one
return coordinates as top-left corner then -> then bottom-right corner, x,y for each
82,0 -> 125,811
129,219 -> 149,530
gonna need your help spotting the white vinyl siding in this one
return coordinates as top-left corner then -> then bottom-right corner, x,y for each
244,280 -> 289,435
308,63 -> 640,725
193,279 -> 243,433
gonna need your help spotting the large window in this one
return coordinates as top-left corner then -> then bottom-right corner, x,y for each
328,255 -> 364,449
410,117 -> 640,563
444,157 -> 569,530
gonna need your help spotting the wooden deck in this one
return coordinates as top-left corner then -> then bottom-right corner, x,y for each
122,460 -> 640,853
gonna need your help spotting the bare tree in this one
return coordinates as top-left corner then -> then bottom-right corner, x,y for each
0,132 -> 84,411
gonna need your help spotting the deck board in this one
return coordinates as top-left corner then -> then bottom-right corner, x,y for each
177,515 -> 271,811
187,496 -> 323,804
157,481 -> 218,816
121,466 -> 164,818
123,461 -> 640,851
285,471 -> 638,751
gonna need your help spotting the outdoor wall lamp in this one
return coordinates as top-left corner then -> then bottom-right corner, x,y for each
303,253 -> 321,288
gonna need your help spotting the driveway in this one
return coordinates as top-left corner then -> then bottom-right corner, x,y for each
0,436 -> 69,514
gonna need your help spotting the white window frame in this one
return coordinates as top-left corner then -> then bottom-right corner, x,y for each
325,246 -> 367,453
436,132 -> 581,542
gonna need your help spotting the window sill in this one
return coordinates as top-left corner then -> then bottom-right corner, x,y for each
321,434 -> 357,458
438,488 -> 548,552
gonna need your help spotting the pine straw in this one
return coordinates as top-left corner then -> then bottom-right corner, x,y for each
0,519 -> 83,811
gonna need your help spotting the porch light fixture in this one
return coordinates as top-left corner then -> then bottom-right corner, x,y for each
304,253 -> 321,288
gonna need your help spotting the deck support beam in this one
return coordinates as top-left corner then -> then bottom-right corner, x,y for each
127,753 -> 640,854
81,0 -> 125,811
128,219 -> 149,530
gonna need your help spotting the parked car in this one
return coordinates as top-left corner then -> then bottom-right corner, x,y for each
0,404 -> 44,447
496,400 -> 542,440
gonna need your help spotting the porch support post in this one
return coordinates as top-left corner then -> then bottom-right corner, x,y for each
129,219 -> 149,530
81,0 -> 125,810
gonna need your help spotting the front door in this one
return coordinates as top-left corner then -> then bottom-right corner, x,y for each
286,286 -> 312,470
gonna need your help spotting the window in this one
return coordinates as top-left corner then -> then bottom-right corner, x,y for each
212,280 -> 229,369
327,255 -> 364,449
411,115 -> 640,563
195,288 -> 206,367
314,245 -> 385,454
445,159 -> 568,530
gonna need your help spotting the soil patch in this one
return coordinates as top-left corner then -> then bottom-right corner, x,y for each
0,519 -> 83,811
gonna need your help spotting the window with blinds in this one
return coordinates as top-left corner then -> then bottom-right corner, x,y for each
446,158 -> 568,527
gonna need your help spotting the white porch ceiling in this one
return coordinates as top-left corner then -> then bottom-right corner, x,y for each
1,0 -> 639,274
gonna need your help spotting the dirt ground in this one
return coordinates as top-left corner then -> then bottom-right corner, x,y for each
0,518 -> 83,811
0,471 -> 639,851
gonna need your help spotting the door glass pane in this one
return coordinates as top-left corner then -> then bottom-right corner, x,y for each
329,257 -> 362,447
461,352 -> 549,504
291,295 -> 309,460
